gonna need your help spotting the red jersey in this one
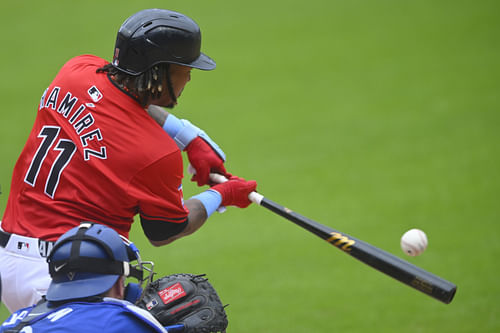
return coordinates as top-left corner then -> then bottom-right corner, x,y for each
2,55 -> 188,241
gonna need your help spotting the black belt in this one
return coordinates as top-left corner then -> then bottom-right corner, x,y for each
0,229 -> 55,257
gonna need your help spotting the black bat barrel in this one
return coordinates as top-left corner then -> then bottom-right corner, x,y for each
260,197 -> 457,304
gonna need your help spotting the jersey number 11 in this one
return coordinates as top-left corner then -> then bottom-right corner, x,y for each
25,126 -> 77,199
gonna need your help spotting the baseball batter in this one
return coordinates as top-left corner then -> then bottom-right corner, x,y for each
0,8 -> 257,313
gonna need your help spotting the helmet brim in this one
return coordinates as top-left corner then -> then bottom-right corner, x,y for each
46,274 -> 120,301
184,52 -> 216,71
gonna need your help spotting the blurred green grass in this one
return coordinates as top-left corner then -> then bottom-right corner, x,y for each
1,0 -> 499,332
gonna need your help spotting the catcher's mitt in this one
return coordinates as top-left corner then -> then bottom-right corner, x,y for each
137,273 -> 228,333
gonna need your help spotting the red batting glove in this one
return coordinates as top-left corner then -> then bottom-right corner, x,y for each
186,137 -> 229,186
211,176 -> 258,208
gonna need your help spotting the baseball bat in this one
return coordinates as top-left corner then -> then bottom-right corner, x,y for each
209,172 -> 457,304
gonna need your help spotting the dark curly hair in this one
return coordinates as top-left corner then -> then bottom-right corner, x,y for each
97,63 -> 175,107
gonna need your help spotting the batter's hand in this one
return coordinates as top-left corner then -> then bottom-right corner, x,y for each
211,175 -> 257,208
186,137 -> 230,186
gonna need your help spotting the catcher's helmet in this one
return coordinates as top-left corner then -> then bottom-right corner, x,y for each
112,8 -> 216,75
46,222 -> 145,301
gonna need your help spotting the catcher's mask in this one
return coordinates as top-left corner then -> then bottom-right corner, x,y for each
46,222 -> 154,302
112,8 -> 216,75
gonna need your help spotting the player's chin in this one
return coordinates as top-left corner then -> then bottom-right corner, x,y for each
159,99 -> 177,109
150,95 -> 178,109
164,98 -> 179,109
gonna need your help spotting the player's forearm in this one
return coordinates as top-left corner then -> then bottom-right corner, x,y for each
184,198 -> 209,233
149,199 -> 207,246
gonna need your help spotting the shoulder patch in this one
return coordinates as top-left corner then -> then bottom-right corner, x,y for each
87,86 -> 103,102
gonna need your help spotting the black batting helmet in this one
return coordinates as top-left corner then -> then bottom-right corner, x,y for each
112,8 -> 216,75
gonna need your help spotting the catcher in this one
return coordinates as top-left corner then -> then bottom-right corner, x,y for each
0,223 -> 228,333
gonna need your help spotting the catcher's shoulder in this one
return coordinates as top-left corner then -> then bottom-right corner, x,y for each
101,298 -> 168,332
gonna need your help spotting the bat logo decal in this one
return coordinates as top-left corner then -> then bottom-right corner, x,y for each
327,232 -> 355,252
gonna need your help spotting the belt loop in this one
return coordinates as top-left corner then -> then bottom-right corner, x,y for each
0,229 -> 11,248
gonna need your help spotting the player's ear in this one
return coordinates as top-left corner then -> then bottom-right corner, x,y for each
109,275 -> 126,299
118,275 -> 126,299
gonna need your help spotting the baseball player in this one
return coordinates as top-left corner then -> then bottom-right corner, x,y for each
0,8 -> 257,313
0,223 -> 168,332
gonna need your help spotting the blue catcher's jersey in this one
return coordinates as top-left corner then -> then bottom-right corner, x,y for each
0,298 -> 167,332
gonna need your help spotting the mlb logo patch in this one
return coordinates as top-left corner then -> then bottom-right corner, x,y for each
17,241 -> 30,251
88,85 -> 103,102
146,299 -> 158,310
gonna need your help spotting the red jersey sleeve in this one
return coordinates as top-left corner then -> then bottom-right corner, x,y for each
129,151 -> 189,240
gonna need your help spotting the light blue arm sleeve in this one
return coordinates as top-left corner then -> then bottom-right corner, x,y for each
162,113 -> 226,160
190,190 -> 222,217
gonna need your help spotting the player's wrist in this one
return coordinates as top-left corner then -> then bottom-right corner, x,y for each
191,189 -> 222,217
162,113 -> 197,150
162,113 -> 184,140
162,114 -> 226,160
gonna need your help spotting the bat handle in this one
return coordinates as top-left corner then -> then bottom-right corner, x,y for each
187,164 -> 263,204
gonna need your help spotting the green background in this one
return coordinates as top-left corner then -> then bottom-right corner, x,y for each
1,0 -> 499,332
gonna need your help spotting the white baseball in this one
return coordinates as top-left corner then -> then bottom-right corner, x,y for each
400,229 -> 428,256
